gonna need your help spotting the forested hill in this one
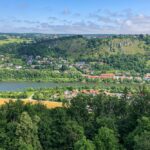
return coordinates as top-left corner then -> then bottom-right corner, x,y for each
0,34 -> 149,74
18,35 -> 87,58
15,35 -> 149,60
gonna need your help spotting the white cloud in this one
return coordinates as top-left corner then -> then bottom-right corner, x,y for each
120,14 -> 150,34
61,8 -> 71,15
0,9 -> 150,34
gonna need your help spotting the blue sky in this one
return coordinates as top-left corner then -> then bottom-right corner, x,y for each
0,0 -> 150,34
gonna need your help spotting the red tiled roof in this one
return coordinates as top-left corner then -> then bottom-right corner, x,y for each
86,74 -> 115,79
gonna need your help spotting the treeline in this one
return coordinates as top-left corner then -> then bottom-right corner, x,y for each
87,54 -> 149,74
0,69 -> 81,82
0,35 -> 8,40
0,87 -> 149,150
0,91 -> 28,99
17,35 -> 87,58
0,43 -> 20,54
101,54 -> 148,73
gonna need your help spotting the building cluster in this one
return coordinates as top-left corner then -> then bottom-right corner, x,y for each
84,73 -> 147,81
64,89 -> 100,99
0,55 -> 23,70
144,73 -> 150,81
64,89 -> 131,99
0,54 -> 150,83
0,55 -> 71,70
25,56 -> 70,70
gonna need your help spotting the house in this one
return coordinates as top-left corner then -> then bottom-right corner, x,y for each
27,60 -> 33,65
81,89 -> 99,96
85,74 -> 115,79
134,77 -> 142,81
114,75 -> 133,80
99,73 -> 115,79
86,75 -> 101,79
64,90 -> 72,95
64,90 -> 78,99
35,56 -> 41,59
75,61 -> 85,67
144,73 -> 150,81
15,66 -> 22,70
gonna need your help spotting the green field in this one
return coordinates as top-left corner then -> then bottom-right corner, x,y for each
0,37 -> 30,45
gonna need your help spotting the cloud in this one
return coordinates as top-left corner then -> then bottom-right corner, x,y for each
0,9 -> 150,34
48,17 -> 58,21
89,13 -> 115,24
12,19 -> 22,23
73,13 -> 81,17
23,20 -> 40,24
40,23 -> 51,28
61,8 -> 71,15
120,14 -> 150,34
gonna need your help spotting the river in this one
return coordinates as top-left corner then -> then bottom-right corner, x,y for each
0,82 -> 97,91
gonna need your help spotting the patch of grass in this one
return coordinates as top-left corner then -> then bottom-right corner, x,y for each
123,41 -> 145,54
0,38 -> 30,45
106,38 -> 145,55
146,60 -> 150,67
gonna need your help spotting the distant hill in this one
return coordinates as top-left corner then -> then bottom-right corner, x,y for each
14,35 -> 149,60
0,34 -> 149,73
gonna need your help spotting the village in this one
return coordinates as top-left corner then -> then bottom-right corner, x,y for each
84,73 -> 150,82
0,54 -> 150,82
63,89 -> 126,99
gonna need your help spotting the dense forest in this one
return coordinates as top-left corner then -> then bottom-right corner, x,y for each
0,86 -> 149,150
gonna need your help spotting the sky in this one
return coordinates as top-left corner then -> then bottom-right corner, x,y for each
0,0 -> 150,34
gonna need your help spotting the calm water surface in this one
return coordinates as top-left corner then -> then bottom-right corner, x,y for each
0,82 -> 96,91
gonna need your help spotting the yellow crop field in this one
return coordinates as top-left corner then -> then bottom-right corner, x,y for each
0,98 -> 63,109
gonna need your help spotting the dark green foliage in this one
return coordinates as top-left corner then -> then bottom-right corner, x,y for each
134,131 -> 150,150
0,88 -> 149,149
102,54 -> 147,73
17,36 -> 88,58
74,136 -> 95,150
0,69 -> 81,82
94,127 -> 119,150
15,112 -> 42,150
125,117 -> 150,150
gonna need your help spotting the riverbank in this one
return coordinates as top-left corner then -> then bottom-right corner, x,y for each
0,69 -> 82,82
0,81 -> 93,91
0,81 -> 149,92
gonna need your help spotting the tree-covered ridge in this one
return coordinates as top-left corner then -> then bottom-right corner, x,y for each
0,87 -> 149,150
0,34 -> 149,57
16,35 -> 148,59
0,34 -> 149,79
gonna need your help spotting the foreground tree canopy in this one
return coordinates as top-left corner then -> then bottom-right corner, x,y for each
0,87 -> 149,150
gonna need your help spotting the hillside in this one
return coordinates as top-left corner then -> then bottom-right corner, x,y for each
0,34 -> 31,45
0,34 -> 149,75
16,35 -> 148,60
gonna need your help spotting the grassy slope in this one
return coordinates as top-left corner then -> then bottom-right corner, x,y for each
0,38 -> 30,46
103,38 -> 145,55
16,36 -> 146,59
